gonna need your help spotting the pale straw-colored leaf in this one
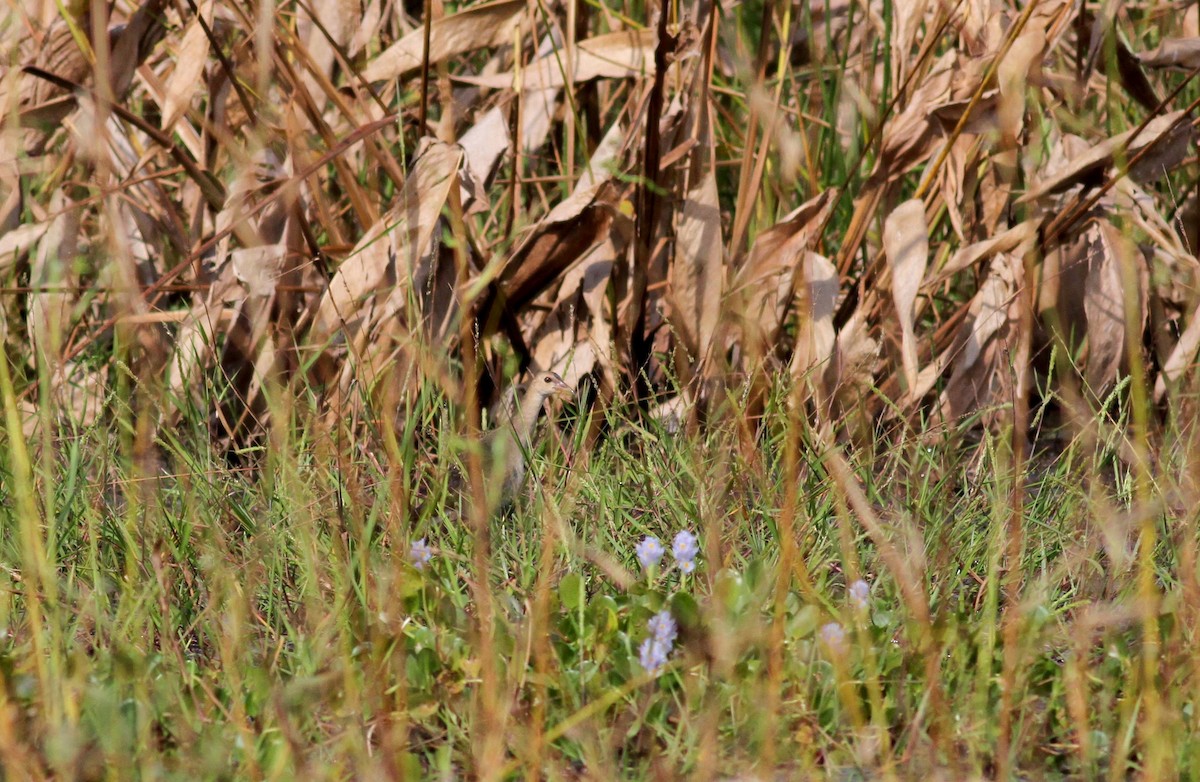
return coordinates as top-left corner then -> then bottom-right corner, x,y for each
940,252 -> 1022,421
883,199 -> 928,394
1137,38 -> 1200,69
668,98 -> 723,368
312,140 -> 463,342
161,0 -> 212,130
1019,111 -> 1191,203
361,0 -> 524,83
732,190 -> 835,356
232,244 -> 289,298
790,252 -> 839,383
460,30 -> 656,90
1081,220 -> 1145,393
996,28 -> 1045,141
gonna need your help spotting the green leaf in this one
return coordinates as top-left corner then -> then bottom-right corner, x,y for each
559,573 -> 585,612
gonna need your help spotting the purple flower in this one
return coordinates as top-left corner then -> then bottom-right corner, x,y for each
639,610 -> 677,674
635,536 -> 665,570
409,538 -> 434,570
638,638 -> 671,673
848,579 -> 870,610
647,610 -> 677,645
672,530 -> 699,572
820,622 -> 847,654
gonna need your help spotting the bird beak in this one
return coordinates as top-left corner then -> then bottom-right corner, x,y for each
552,377 -> 574,399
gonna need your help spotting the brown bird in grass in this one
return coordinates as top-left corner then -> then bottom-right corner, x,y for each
451,371 -> 574,512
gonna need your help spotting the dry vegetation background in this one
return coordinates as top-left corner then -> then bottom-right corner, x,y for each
7,0 -> 1200,777
5,0 -> 1200,449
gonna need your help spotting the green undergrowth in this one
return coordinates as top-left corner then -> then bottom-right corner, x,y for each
0,374 -> 1196,780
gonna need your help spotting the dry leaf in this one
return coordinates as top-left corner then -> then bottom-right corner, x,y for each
1080,220 -> 1146,393
883,199 -> 928,394
161,0 -> 212,131
731,190 -> 835,357
789,252 -> 838,383
461,30 -> 657,90
668,96 -> 723,369
1156,297 -> 1200,402
1019,111 -> 1192,203
232,244 -> 288,298
361,0 -> 524,83
933,220 -> 1037,287
1137,38 -> 1200,70
529,234 -> 623,389
996,28 -> 1045,142
940,252 -> 1022,421
312,140 -> 463,341
486,172 -> 627,322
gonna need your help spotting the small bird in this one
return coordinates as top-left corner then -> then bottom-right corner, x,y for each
452,370 -> 574,511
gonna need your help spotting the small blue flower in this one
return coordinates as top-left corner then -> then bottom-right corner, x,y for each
638,638 -> 671,673
647,609 -> 677,645
848,579 -> 870,610
635,536 -> 665,570
638,609 -> 677,674
409,538 -> 434,570
820,622 -> 847,654
672,530 -> 699,572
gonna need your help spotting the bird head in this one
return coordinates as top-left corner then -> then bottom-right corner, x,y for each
532,371 -> 574,401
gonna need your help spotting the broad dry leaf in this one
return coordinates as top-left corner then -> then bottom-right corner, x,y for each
940,252 -> 1022,421
1019,111 -> 1191,203
0,222 -> 51,272
458,107 -> 510,211
731,190 -> 835,356
668,96 -> 723,368
301,0 -> 357,84
891,0 -> 929,83
933,220 -> 1037,287
488,163 -> 627,319
512,33 -> 575,156
1081,220 -> 1145,393
529,234 -> 623,389
822,308 -> 879,428
1137,38 -> 1200,69
1156,297 -> 1200,402
361,0 -> 524,83
789,252 -> 838,383
940,135 -> 975,240
883,199 -> 928,393
869,50 -> 958,186
312,140 -> 463,341
462,30 -> 656,90
161,0 -> 212,130
997,28 -> 1045,142
519,123 -> 629,384
165,264 -> 241,410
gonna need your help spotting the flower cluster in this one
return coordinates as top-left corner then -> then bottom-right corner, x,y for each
638,609 -> 677,674
635,536 -> 665,570
672,531 -> 699,574
848,579 -> 870,611
635,530 -> 702,575
409,538 -> 434,570
819,622 -> 847,655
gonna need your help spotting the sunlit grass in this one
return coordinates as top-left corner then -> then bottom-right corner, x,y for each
1,363 -> 1196,779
